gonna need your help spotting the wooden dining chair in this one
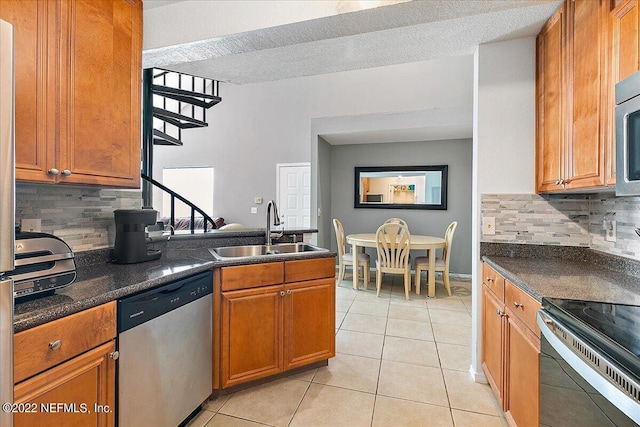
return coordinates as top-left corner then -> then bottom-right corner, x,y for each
375,222 -> 411,299
332,218 -> 370,288
414,221 -> 457,296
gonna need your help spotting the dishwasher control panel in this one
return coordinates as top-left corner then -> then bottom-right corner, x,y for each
117,270 -> 213,333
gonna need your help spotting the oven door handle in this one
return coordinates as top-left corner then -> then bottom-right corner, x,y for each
537,310 -> 640,424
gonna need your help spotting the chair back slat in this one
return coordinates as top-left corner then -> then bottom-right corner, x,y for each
376,222 -> 410,269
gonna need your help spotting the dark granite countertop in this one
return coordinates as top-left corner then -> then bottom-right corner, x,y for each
14,241 -> 334,333
481,243 -> 640,306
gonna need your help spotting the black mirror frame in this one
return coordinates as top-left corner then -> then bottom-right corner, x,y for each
354,165 -> 448,210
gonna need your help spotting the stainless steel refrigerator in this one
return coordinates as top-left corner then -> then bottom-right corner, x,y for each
0,17 -> 15,427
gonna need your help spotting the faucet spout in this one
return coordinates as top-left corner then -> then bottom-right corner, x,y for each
266,200 -> 282,245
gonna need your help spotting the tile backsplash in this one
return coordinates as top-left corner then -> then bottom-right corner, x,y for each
482,193 -> 640,261
15,183 -> 141,252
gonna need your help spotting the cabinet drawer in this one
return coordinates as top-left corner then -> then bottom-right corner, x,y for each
285,257 -> 336,283
14,301 -> 116,383
505,280 -> 541,336
483,264 -> 505,301
221,262 -> 284,291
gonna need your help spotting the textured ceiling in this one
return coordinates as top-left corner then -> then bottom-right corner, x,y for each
143,0 -> 562,84
142,0 -> 560,145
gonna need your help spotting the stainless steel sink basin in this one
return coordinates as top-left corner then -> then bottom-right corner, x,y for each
209,243 -> 327,259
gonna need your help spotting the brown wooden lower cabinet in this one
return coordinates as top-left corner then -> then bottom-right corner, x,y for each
481,285 -> 505,407
482,263 -> 541,427
505,314 -> 540,427
14,341 -> 116,427
218,257 -> 336,389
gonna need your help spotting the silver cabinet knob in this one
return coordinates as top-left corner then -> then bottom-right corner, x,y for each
109,351 -> 120,360
280,290 -> 285,297
48,340 -> 62,351
496,309 -> 505,317
485,277 -> 494,283
47,168 -> 60,176
286,289 -> 292,295
513,301 -> 523,308
61,169 -> 71,176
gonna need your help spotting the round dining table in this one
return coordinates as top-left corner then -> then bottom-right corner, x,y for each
346,233 -> 446,297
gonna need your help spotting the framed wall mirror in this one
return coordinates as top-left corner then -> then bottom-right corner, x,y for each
354,165 -> 448,210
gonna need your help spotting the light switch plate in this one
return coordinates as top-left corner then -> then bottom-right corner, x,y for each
606,220 -> 617,242
483,217 -> 496,235
21,218 -> 41,232
250,207 -> 258,214
254,197 -> 263,204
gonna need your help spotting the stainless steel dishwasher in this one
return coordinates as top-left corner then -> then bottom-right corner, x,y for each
117,271 -> 212,427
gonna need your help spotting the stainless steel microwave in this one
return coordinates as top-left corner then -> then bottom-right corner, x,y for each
616,71 -> 640,196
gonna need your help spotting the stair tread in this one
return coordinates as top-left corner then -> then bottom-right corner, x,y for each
154,91 -> 221,109
151,84 -> 220,101
152,107 -> 207,127
152,129 -> 182,146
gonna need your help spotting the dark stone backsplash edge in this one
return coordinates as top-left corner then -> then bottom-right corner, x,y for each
480,242 -> 640,279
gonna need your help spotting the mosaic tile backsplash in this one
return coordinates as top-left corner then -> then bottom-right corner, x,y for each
482,193 -> 640,261
15,183 -> 142,252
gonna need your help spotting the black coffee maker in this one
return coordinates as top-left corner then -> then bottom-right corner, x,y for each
112,209 -> 162,264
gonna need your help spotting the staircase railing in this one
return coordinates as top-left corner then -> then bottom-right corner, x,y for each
141,67 -> 222,208
141,173 -> 217,233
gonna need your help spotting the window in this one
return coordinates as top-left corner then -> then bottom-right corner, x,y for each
162,167 -> 214,218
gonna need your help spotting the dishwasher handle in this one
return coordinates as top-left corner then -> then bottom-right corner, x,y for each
158,282 -> 185,294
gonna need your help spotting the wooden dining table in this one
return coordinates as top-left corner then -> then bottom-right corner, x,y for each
346,233 -> 446,298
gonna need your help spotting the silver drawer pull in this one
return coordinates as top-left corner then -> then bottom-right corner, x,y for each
109,351 -> 120,360
48,340 -> 62,351
513,301 -> 523,308
47,168 -> 60,176
61,169 -> 72,176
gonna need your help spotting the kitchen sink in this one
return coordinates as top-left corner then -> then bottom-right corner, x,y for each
209,243 -> 327,259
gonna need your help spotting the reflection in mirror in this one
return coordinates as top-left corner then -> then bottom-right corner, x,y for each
354,166 -> 448,210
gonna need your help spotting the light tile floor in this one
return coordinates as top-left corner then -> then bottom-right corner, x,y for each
187,272 -> 506,427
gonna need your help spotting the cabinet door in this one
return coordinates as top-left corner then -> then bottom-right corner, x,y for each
612,0 -> 639,83
283,278 -> 335,370
57,0 -> 141,187
0,0 -> 56,183
536,4 -> 566,193
14,341 -> 116,427
221,285 -> 283,388
565,0 -> 607,190
481,286 -> 505,409
505,314 -> 540,427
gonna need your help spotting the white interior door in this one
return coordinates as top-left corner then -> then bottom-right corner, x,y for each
277,163 -> 311,229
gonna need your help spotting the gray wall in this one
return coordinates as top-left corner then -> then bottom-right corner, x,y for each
329,139 -> 472,275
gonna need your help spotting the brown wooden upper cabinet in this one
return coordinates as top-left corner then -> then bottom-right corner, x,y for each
536,0 -> 613,193
0,0 -> 142,188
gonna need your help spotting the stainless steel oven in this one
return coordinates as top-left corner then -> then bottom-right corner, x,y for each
538,298 -> 640,426
616,71 -> 640,196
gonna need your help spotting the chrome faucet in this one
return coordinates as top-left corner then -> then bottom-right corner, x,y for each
266,200 -> 282,245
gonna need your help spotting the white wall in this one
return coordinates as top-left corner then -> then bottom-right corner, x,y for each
471,38 -> 536,380
152,55 -> 474,227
